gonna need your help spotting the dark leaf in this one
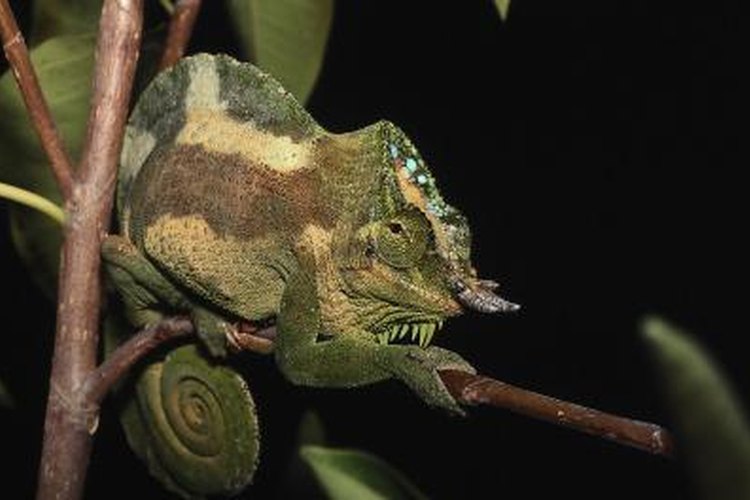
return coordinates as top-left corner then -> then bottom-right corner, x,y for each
0,378 -> 14,409
643,317 -> 750,500
0,34 -> 95,295
226,0 -> 334,103
494,0 -> 511,20
300,445 -> 428,500
31,0 -> 102,44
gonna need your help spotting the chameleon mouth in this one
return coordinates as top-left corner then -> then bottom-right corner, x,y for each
373,320 -> 445,348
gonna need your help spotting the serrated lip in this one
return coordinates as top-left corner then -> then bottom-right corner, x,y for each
372,318 -> 445,348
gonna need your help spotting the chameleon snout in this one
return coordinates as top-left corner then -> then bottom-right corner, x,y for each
450,276 -> 520,314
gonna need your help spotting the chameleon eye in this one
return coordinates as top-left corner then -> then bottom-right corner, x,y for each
373,212 -> 429,269
387,222 -> 404,234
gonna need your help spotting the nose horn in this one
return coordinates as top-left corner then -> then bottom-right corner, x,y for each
453,279 -> 520,313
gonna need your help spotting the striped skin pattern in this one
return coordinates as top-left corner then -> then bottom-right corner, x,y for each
104,54 -> 517,498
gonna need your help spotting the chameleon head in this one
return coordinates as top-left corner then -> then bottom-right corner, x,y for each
337,122 -> 519,347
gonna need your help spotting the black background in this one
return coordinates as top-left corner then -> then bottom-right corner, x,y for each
1,1 -> 745,499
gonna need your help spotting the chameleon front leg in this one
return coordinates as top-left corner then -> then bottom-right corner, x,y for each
102,235 -> 231,356
275,272 -> 475,415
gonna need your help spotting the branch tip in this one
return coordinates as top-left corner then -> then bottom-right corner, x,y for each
439,369 -> 675,458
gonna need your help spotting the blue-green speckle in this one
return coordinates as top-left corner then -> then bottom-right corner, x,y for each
405,158 -> 418,173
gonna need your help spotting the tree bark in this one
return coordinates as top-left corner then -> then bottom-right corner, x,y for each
35,1 -> 143,499
159,0 -> 202,70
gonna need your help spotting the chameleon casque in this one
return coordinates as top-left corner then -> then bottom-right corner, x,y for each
103,53 -> 518,498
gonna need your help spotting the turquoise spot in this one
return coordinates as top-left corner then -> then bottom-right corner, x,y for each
389,144 -> 399,159
405,158 -> 418,173
416,174 -> 427,185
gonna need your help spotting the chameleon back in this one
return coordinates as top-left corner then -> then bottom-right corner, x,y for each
119,53 -> 321,238
119,54 -> 330,320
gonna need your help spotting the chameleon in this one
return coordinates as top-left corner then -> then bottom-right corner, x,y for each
103,53 -> 519,498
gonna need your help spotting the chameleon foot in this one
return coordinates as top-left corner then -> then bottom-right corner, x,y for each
389,346 -> 476,416
226,321 -> 276,355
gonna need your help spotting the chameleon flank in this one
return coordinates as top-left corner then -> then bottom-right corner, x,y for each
104,54 -> 518,498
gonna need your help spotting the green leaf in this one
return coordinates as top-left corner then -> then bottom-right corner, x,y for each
494,0 -> 511,20
158,0 -> 176,15
0,34 -> 95,295
643,317 -> 750,500
300,446 -> 428,500
226,0 -> 334,104
31,0 -> 102,44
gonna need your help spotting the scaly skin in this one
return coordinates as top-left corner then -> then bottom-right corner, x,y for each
103,54 -> 518,497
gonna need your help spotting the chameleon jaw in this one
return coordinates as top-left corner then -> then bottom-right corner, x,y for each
373,319 -> 445,348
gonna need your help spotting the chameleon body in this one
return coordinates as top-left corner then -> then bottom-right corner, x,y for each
104,54 -> 518,498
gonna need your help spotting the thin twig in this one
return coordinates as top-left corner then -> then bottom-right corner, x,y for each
159,0 -> 201,70
440,369 -> 674,457
0,181 -> 65,223
81,317 -> 194,406
0,0 -> 75,200
36,1 -> 143,499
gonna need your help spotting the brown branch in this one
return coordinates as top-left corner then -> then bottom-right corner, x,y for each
440,369 -> 674,457
0,0 -> 75,199
158,0 -> 202,70
36,1 -> 143,499
81,317 -> 194,405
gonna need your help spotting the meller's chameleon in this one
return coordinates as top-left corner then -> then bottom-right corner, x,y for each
103,54 -> 518,498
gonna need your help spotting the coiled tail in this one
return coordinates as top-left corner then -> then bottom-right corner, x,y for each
120,344 -> 259,499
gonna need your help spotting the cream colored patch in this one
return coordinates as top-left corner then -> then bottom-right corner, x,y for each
144,214 -> 237,298
120,125 -> 157,235
395,163 -> 429,211
296,224 -> 357,335
185,57 -> 224,110
144,215 -> 284,317
176,109 -> 311,172
121,125 -> 157,180
297,223 -> 334,262
394,164 -> 455,262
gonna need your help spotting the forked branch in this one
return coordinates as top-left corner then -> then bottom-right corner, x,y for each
35,1 -> 143,499
81,317 -> 194,405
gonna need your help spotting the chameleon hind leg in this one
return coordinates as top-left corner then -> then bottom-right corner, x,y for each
103,237 -> 260,497
274,271 -> 475,415
102,235 -> 231,356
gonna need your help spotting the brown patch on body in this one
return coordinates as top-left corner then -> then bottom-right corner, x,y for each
129,142 -> 334,242
295,224 -> 360,336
